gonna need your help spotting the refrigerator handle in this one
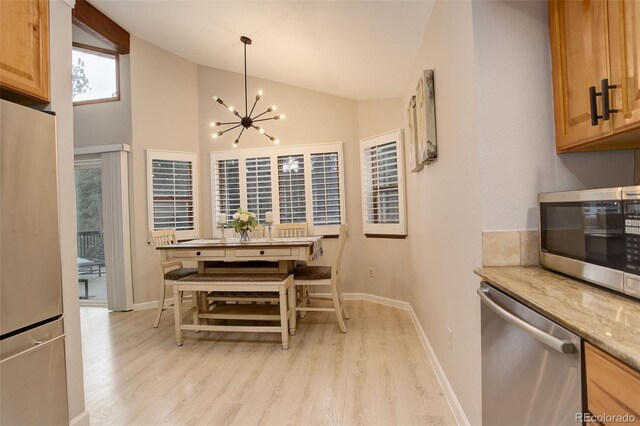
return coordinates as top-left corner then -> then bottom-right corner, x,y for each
0,334 -> 65,365
477,288 -> 574,354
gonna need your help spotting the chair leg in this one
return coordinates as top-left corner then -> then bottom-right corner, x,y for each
153,281 -> 168,328
337,280 -> 350,320
298,285 -> 308,319
332,286 -> 347,333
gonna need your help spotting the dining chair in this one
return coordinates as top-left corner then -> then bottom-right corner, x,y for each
292,223 -> 349,333
275,222 -> 308,237
149,229 -> 198,328
248,225 -> 265,239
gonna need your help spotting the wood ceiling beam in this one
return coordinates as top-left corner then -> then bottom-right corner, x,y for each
72,0 -> 130,54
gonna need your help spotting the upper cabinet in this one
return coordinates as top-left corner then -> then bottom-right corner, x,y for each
0,0 -> 50,103
549,0 -> 640,153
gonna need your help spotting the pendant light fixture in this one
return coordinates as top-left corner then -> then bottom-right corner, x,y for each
210,36 -> 285,147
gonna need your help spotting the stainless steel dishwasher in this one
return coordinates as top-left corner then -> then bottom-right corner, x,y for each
478,282 -> 583,426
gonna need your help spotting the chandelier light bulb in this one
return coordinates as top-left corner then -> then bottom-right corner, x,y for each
271,105 -> 277,111
210,121 -> 220,127
274,139 -> 280,144
233,140 -> 239,147
228,106 -> 235,112
213,96 -> 218,101
280,114 -> 286,119
212,133 -> 218,139
258,127 -> 265,134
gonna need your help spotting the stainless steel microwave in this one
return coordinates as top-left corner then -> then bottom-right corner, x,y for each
539,186 -> 640,300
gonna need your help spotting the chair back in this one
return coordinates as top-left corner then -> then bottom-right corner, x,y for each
248,225 -> 265,239
148,229 -> 182,274
332,224 -> 348,279
275,223 -> 308,237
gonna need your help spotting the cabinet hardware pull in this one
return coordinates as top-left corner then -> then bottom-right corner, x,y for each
260,250 -> 265,255
601,78 -> 619,121
589,85 -> 602,126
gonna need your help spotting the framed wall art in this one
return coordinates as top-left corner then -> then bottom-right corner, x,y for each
406,96 -> 423,172
415,69 -> 437,165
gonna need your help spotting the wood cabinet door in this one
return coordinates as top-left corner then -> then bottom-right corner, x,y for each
549,0 -> 612,152
609,0 -> 640,134
585,343 -> 640,424
0,0 -> 50,103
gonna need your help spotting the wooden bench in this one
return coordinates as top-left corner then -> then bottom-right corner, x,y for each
173,273 -> 296,349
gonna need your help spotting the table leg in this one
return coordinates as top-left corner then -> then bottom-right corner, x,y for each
279,289 -> 289,350
192,291 -> 200,331
173,285 -> 183,346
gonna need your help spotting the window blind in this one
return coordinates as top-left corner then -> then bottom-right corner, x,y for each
363,141 -> 400,224
245,156 -> 272,222
151,159 -> 195,231
311,152 -> 341,225
277,154 -> 306,223
214,159 -> 241,224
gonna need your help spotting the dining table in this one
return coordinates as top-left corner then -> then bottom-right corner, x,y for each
156,235 -> 324,273
156,235 -> 324,348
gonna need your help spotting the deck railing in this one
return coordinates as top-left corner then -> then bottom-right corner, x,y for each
77,231 -> 103,260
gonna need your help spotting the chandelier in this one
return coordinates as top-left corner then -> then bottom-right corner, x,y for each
210,36 -> 285,147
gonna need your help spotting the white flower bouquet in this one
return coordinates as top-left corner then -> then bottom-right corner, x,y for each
231,208 -> 258,232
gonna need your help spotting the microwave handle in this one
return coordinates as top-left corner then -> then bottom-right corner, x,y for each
477,288 -> 575,354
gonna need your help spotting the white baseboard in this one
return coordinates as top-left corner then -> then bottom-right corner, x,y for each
313,291 -> 468,426
132,295 -> 193,311
408,306 -> 470,426
69,411 -> 90,426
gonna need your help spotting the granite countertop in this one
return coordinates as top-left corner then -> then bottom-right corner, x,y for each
474,266 -> 640,372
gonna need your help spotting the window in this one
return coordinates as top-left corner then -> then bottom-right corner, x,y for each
311,152 -> 341,226
246,157 -> 273,223
72,43 -> 119,105
360,130 -> 407,236
211,143 -> 345,235
278,154 -> 306,223
147,150 -> 199,240
213,159 -> 241,225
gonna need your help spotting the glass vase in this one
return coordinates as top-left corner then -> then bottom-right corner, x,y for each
238,229 -> 250,243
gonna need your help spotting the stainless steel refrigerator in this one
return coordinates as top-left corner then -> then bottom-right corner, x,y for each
0,99 -> 69,425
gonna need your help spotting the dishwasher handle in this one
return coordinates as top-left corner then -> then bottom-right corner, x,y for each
477,288 -> 575,354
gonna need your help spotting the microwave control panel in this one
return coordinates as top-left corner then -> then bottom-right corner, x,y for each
624,200 -> 640,272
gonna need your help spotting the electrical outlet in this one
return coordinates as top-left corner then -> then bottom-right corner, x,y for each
369,267 -> 374,277
448,327 -> 453,350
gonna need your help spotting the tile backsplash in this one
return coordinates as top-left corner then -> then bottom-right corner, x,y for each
482,230 -> 539,267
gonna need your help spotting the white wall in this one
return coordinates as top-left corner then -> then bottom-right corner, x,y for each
473,0 -> 633,232
402,1 -> 482,423
48,0 -> 88,423
72,27 -> 132,148
128,37 -> 200,304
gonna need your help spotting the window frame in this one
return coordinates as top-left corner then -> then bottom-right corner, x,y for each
146,149 -> 199,241
210,142 -> 346,236
72,42 -> 121,106
359,129 -> 407,237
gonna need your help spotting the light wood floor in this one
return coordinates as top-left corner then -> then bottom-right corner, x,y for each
81,301 -> 456,426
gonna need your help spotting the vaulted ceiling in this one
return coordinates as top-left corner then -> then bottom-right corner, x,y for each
91,1 -> 433,100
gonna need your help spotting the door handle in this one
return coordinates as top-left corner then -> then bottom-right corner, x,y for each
589,85 -> 602,126
477,288 -> 575,354
601,78 -> 618,121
